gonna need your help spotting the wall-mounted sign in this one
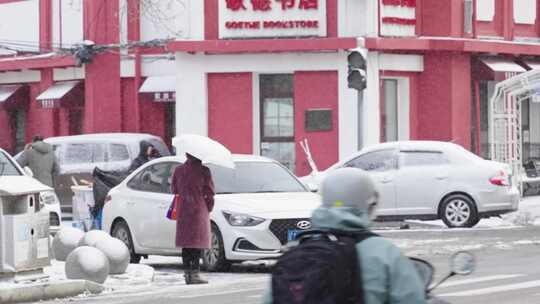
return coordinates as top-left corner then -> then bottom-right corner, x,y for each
219,0 -> 327,39
305,108 -> 332,132
39,99 -> 60,109
153,92 -> 176,103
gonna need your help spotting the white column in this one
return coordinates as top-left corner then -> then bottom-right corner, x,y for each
398,78 -> 410,141
339,0 -> 367,37
186,0 -> 205,40
252,73 -> 261,155
175,52 -> 208,136
366,0 -> 379,37
364,51 -> 381,146
338,50 -> 359,160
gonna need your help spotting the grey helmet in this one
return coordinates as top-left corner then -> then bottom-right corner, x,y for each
320,167 -> 378,213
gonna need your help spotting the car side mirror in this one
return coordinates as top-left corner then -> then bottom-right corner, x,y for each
24,166 -> 34,177
307,183 -> 319,193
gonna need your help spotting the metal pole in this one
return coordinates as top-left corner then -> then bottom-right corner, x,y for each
358,90 -> 364,151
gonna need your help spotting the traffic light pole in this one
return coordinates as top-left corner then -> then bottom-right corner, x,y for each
357,90 -> 364,151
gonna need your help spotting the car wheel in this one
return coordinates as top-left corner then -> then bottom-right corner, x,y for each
441,194 -> 479,228
112,220 -> 141,264
202,224 -> 231,272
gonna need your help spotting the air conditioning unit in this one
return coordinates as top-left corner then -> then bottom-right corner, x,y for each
464,0 -> 474,35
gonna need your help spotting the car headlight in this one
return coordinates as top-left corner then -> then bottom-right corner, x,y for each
39,191 -> 58,205
222,211 -> 265,227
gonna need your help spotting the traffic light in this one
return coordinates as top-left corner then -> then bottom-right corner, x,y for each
347,51 -> 367,91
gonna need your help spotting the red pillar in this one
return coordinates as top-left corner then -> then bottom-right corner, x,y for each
503,0 -> 514,40
418,52 -> 472,150
39,0 -> 52,51
26,70 -> 56,141
83,0 -> 121,133
128,0 -> 141,132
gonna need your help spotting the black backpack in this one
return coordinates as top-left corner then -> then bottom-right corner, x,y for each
272,229 -> 377,304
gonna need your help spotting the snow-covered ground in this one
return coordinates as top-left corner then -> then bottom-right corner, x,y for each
30,256 -> 269,300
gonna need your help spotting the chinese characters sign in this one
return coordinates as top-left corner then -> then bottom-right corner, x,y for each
219,0 -> 327,38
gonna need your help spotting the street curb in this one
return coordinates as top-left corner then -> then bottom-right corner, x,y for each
0,280 -> 104,303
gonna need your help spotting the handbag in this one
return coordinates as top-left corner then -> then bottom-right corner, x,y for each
166,194 -> 181,220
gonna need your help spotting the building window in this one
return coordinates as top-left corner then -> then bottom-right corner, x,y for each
381,79 -> 399,142
260,74 -> 295,172
522,98 -> 540,165
513,0 -> 536,25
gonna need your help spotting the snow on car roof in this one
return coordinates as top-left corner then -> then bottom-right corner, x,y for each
361,140 -> 460,153
340,140 -> 465,164
396,140 -> 460,151
44,133 -> 161,144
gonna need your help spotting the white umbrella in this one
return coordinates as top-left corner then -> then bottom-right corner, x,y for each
173,134 -> 235,169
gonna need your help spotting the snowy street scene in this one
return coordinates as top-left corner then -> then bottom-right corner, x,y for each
4,0 -> 540,303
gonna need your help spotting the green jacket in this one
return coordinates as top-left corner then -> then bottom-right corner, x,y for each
18,141 -> 58,187
262,207 -> 427,304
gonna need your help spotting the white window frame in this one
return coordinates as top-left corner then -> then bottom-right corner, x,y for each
380,77 -> 410,141
477,0 -> 495,22
514,0 -> 536,24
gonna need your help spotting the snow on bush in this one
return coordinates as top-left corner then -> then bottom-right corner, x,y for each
52,227 -> 85,261
66,246 -> 110,284
95,237 -> 130,275
78,230 -> 112,247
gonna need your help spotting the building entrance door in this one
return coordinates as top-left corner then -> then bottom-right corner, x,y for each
259,74 -> 295,172
11,110 -> 26,153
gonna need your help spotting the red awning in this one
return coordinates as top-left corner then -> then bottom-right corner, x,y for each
522,60 -> 540,71
139,76 -> 176,102
0,85 -> 28,110
36,81 -> 82,109
478,57 -> 526,81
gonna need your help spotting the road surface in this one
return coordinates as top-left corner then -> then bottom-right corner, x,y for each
41,225 -> 540,304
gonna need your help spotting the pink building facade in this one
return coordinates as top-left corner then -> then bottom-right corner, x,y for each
1,0 -> 540,174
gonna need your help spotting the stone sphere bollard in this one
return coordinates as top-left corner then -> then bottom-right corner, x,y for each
65,246 -> 110,284
52,227 -> 85,261
95,237 -> 130,275
78,230 -> 112,248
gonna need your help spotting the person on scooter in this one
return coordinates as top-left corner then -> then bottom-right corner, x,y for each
263,168 -> 427,304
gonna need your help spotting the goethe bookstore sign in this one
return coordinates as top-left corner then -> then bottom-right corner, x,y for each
219,0 -> 327,38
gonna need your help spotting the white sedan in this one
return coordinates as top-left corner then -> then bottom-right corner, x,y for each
102,154 -> 321,271
0,149 -> 61,233
302,141 -> 520,228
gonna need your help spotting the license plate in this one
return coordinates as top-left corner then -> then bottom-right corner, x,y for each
287,229 -> 302,241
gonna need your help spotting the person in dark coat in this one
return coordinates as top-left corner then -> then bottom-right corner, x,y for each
171,153 -> 215,285
128,140 -> 159,172
17,135 -> 58,187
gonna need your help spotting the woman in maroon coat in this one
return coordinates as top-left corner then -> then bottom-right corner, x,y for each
171,153 -> 215,284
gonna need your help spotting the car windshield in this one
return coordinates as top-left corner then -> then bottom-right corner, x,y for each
208,161 -> 307,194
0,152 -> 22,176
